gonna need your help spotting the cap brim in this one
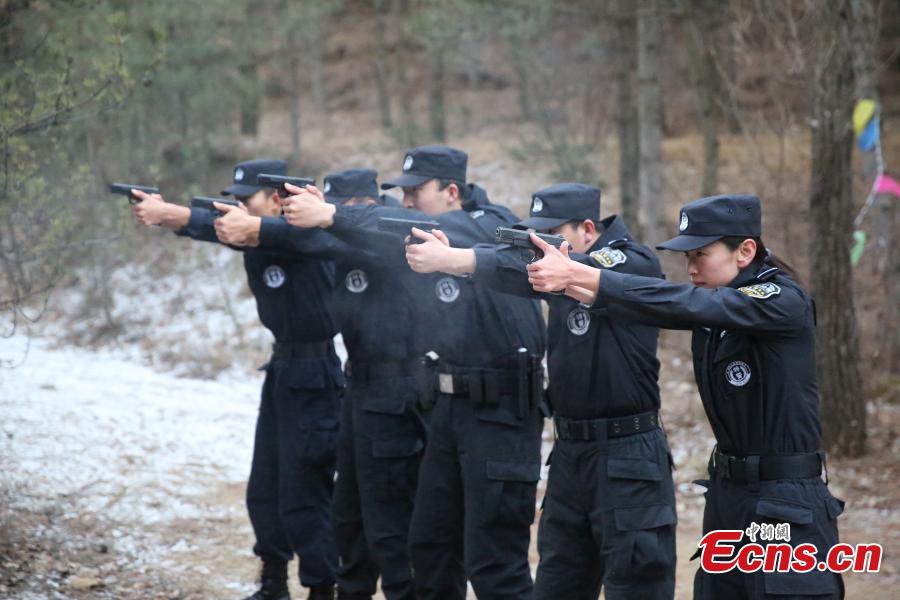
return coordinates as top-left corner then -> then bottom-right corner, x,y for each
515,216 -> 570,231
221,183 -> 262,197
380,173 -> 431,190
656,234 -> 724,251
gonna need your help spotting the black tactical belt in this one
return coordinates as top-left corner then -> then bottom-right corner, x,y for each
272,340 -> 332,359
554,411 -> 660,441
709,449 -> 823,482
346,359 -> 419,381
434,368 -> 519,402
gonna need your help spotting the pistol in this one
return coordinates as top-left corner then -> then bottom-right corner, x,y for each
256,173 -> 316,198
191,196 -> 240,218
495,227 -> 565,262
109,183 -> 160,205
377,217 -> 442,244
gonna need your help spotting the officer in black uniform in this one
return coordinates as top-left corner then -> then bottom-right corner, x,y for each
525,194 -> 845,599
403,182 -> 677,599
217,168 -> 428,600
278,146 -> 548,599
130,160 -> 342,600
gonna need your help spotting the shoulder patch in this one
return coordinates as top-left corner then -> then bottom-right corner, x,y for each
589,246 -> 627,269
738,282 -> 781,299
469,209 -> 485,219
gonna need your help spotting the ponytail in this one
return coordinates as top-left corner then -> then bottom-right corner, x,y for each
721,237 -> 802,286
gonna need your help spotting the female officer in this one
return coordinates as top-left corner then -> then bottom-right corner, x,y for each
524,194 -> 845,599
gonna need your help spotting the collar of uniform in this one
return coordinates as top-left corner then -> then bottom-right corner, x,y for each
728,265 -> 762,289
756,265 -> 780,281
594,214 -> 631,249
461,183 -> 485,212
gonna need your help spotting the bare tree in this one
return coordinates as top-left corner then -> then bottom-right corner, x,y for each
636,0 -> 666,246
850,0 -> 898,378
372,0 -> 394,129
809,0 -> 866,457
611,0 -> 640,234
681,0 -> 727,197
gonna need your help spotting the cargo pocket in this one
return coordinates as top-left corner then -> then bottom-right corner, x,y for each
606,504 -> 677,581
607,456 -> 663,507
755,497 -> 842,596
364,391 -> 414,416
482,459 -> 540,528
371,435 -> 425,501
474,399 -> 522,427
298,424 -> 338,466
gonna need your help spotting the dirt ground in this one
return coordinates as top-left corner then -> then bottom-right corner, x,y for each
1,337 -> 897,599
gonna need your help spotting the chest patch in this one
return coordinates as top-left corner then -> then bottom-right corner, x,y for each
344,269 -> 369,293
435,277 -> 460,303
738,282 -> 781,299
725,360 -> 752,387
263,265 -> 286,288
567,307 -> 591,336
590,247 -> 627,268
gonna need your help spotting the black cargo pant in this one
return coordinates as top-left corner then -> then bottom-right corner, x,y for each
333,375 -> 427,600
693,472 -> 845,599
534,426 -> 677,599
407,388 -> 544,599
246,356 -> 341,588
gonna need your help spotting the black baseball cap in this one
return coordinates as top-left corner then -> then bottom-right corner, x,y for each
221,159 -> 287,197
381,145 -> 467,190
516,183 -> 601,231
323,168 -> 379,204
657,194 -> 762,251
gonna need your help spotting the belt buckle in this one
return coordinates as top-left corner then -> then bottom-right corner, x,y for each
438,373 -> 455,395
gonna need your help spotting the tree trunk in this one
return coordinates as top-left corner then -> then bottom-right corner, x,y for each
427,48 -> 446,142
239,62 -> 260,136
636,0 -> 666,246
810,0 -> 866,457
684,0 -> 721,197
372,0 -> 393,129
612,0 -> 640,234
394,0 -> 416,146
288,54 -> 302,168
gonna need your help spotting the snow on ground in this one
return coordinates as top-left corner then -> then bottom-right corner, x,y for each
0,334 -> 264,597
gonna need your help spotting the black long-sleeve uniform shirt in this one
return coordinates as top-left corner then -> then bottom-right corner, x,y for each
471,215 -> 663,419
325,185 -> 547,368
590,264 -> 822,455
177,207 -> 344,386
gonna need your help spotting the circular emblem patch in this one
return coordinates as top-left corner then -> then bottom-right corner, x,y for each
567,308 -> 591,336
532,197 -> 544,213
725,360 -> 752,387
263,265 -> 286,288
403,155 -> 414,171
435,277 -> 460,303
679,212 -> 689,231
323,181 -> 332,194
344,269 -> 369,293
234,167 -> 245,182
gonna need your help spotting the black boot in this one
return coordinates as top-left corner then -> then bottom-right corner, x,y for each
307,584 -> 335,600
242,561 -> 290,600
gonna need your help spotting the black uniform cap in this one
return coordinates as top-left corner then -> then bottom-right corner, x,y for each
323,168 -> 379,204
381,145 -> 467,190
657,194 -> 762,251
516,183 -> 601,231
221,159 -> 287,197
